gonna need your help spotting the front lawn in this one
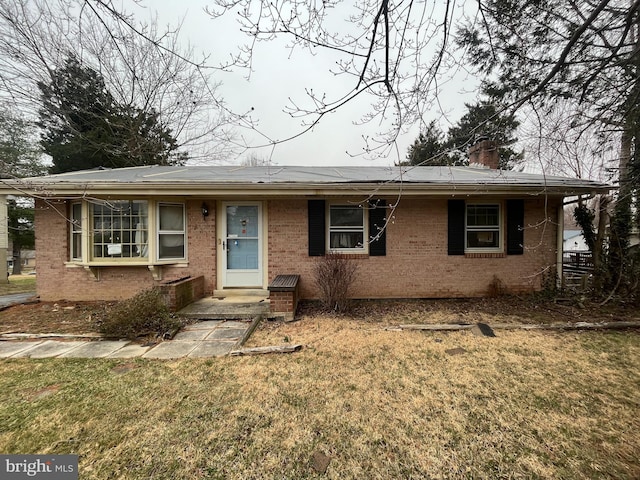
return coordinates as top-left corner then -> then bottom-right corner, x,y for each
0,274 -> 36,295
0,314 -> 638,479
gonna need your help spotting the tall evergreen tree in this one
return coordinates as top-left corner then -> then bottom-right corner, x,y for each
447,101 -> 522,169
406,100 -> 522,169
38,56 -> 183,173
405,121 -> 448,166
0,110 -> 45,178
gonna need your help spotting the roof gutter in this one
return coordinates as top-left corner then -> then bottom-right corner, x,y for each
0,181 -> 611,198
563,193 -> 598,206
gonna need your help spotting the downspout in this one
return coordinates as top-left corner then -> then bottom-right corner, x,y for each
556,201 -> 564,289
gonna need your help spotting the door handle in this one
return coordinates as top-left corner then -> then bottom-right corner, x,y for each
222,240 -> 226,251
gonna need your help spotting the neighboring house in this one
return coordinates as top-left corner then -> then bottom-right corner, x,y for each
6,239 -> 36,273
562,229 -> 592,273
21,249 -> 36,272
0,141 -> 609,316
563,230 -> 589,252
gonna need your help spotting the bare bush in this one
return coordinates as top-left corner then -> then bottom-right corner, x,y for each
314,253 -> 359,314
487,275 -> 507,298
97,288 -> 182,340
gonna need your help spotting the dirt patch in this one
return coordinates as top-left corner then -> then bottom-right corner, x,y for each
22,384 -> 61,401
0,301 -> 114,335
298,296 -> 640,325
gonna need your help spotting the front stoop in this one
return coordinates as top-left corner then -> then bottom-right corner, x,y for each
180,281 -> 299,322
178,295 -> 269,320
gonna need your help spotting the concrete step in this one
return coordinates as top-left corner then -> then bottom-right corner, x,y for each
213,289 -> 269,298
179,296 -> 269,320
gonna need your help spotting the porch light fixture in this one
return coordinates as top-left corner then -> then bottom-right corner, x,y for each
201,202 -> 209,219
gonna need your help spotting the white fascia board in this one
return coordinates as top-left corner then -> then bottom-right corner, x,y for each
0,180 -> 611,198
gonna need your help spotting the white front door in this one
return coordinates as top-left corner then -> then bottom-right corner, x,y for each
221,203 -> 263,288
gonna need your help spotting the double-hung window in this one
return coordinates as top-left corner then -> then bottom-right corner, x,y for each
466,204 -> 501,250
328,205 -> 366,252
158,203 -> 186,259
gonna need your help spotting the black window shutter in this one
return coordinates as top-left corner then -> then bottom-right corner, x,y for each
506,199 -> 525,255
369,199 -> 386,256
448,199 -> 465,255
308,200 -> 326,256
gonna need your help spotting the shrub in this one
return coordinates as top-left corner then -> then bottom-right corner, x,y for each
98,288 -> 182,339
487,275 -> 507,297
314,252 -> 359,313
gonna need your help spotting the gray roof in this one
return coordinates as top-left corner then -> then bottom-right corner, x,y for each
0,165 -> 611,197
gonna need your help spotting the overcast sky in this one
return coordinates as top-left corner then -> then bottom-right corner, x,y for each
134,1 -> 478,167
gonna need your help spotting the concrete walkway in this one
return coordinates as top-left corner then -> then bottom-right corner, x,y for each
0,319 -> 258,360
0,292 -> 37,309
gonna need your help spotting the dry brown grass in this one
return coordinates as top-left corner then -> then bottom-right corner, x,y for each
242,318 -> 639,478
1,304 -> 639,479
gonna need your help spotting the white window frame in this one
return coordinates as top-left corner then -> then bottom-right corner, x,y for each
157,202 -> 187,261
327,203 -> 368,254
465,202 -> 503,252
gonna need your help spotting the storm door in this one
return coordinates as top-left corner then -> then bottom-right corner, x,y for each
221,203 -> 263,287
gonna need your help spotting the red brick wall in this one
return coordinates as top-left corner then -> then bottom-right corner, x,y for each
35,196 -> 559,302
159,275 -> 205,311
178,199 -> 216,295
269,291 -> 295,313
267,197 -> 559,299
34,199 -> 217,301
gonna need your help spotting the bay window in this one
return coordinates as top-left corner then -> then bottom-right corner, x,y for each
69,199 -> 187,264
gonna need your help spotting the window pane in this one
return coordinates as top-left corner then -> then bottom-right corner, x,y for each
159,204 -> 184,231
227,238 -> 258,269
71,233 -> 81,259
159,234 -> 185,259
467,205 -> 499,227
467,231 -> 499,248
330,231 -> 364,249
226,205 -> 258,237
72,204 -> 82,232
330,206 -> 363,227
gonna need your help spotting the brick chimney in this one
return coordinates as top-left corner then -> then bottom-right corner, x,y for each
468,139 -> 499,169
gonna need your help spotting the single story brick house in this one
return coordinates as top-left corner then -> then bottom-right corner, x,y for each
0,141 -> 609,316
